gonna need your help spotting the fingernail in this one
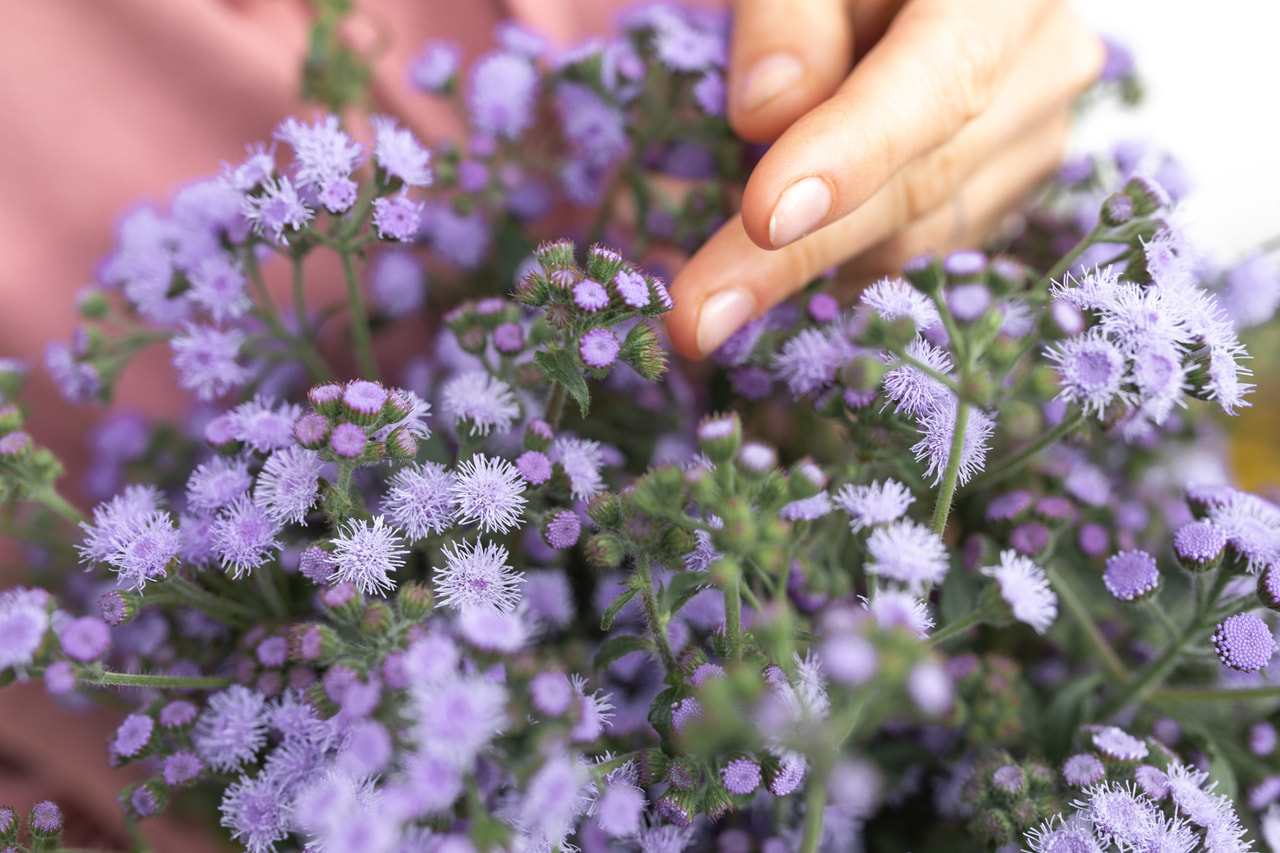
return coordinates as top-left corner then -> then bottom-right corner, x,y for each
737,53 -> 804,113
696,289 -> 756,356
768,176 -> 833,248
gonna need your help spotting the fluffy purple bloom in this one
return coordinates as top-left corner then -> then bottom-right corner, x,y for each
580,328 -> 620,368
1047,329 -> 1129,417
516,450 -> 553,485
1011,521 -> 1051,556
160,700 -> 198,728
442,371 -> 520,437
882,338 -> 953,417
229,396 -> 302,453
1212,612 -> 1276,672
550,437 -> 605,500
1134,765 -> 1169,800
45,340 -> 102,402
59,616 -> 109,662
1062,754 -> 1105,787
329,423 -> 367,458
493,322 -> 524,353
773,327 -> 854,398
371,115 -> 433,187
864,520 -> 948,592
613,268 -> 651,309
329,516 -> 408,596
947,283 -> 991,321
721,758 -> 762,795
981,551 -> 1058,634
451,454 -> 527,534
1092,726 -> 1148,761
107,511 -> 181,590
544,510 -> 582,550
596,784 -> 645,838
369,249 -> 426,318
557,83 -> 628,168
821,632 -> 878,684
861,276 -> 940,329
410,40 -> 462,92
274,114 -> 363,193
1102,550 -> 1160,601
651,12 -> 726,71
421,202 -> 491,269
383,462 -> 456,539
0,589 -> 49,672
170,325 -> 250,401
163,751 -> 203,785
220,773 -> 291,853
113,713 -> 154,759
912,399 -> 995,488
530,671 -> 573,716
211,496 -> 282,578
193,686 -> 268,772
780,492 -> 832,522
254,446 -> 323,525
573,279 -> 609,312
468,52 -> 539,140
834,479 -> 915,531
188,255 -> 250,322
30,800 -> 62,833
412,673 -> 508,767
186,456 -> 252,514
44,661 -> 76,694
863,590 -> 934,639
242,176 -> 313,243
372,193 -> 424,242
433,538 -> 522,614
1209,491 -> 1280,571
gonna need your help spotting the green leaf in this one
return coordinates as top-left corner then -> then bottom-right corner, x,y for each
534,348 -> 591,417
594,634 -> 651,673
662,571 -> 712,618
1041,671 -> 1103,761
600,588 -> 639,631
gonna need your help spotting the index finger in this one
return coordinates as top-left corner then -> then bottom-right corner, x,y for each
741,0 -> 1056,250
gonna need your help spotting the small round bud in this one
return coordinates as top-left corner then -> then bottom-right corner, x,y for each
1173,520 -> 1225,572
1212,612 -> 1277,672
1101,193 -> 1134,227
307,383 -> 345,417
98,590 -> 139,626
293,413 -> 330,449
1102,550 -> 1160,602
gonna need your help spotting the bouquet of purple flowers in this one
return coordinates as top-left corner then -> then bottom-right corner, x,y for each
2,5 -> 1280,853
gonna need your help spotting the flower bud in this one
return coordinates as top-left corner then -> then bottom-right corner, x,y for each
534,238 -> 577,272
619,321 -> 667,381
585,534 -> 625,569
1123,175 -> 1170,217
1101,192 -> 1134,227
293,413 -> 331,449
1258,564 -> 1280,611
361,601 -> 394,636
586,243 -> 626,283
307,383 -> 345,418
586,491 -> 623,528
29,800 -> 62,842
99,590 -> 140,626
1172,520 -> 1225,573
77,288 -> 110,319
397,581 -> 434,621
0,806 -> 15,847
902,253 -> 944,295
321,582 -> 364,623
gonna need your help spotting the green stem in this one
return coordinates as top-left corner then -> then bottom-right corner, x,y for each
292,252 -> 311,342
930,609 -> 985,646
634,554 -> 679,674
724,569 -> 743,662
1149,684 -> 1280,704
89,670 -> 232,690
340,249 -> 379,380
33,487 -> 85,526
962,412 -> 1085,494
889,351 -> 964,397
1036,225 -> 1101,292
930,402 -> 970,536
243,249 -> 334,381
1144,599 -> 1181,642
544,381 -> 567,430
166,576 -> 258,623
798,780 -> 828,853
1046,562 -> 1130,685
255,569 -> 288,621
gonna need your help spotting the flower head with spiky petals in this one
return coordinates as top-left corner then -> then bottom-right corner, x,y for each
441,371 -> 521,437
834,479 -> 915,532
982,550 -> 1058,634
383,462 -> 456,539
254,446 -> 324,525
328,516 -> 408,597
451,454 -> 527,534
864,519 -> 948,592
433,539 -> 523,614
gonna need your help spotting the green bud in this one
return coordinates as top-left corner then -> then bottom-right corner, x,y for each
586,243 -> 626,283
397,581 -> 434,622
704,777 -> 736,822
839,356 -> 887,391
1100,192 -> 1134,227
903,254 -> 945,295
1123,175 -> 1170,217
288,623 -> 343,663
585,534 -> 626,569
0,803 -> 16,845
77,288 -> 110,319
631,466 -> 687,517
362,601 -> 394,636
534,238 -> 577,272
620,321 -> 668,381
585,491 -> 623,529
696,413 -> 742,465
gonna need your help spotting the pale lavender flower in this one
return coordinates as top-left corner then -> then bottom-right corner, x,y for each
370,115 -> 433,187
912,399 -> 995,488
44,661 -> 76,694
1062,754 -> 1105,787
1079,783 -> 1163,850
985,490 -> 1032,522
186,456 -> 252,515
1025,815 -> 1101,853
1047,330 -> 1129,417
0,588 -> 49,671
863,590 -> 934,639
596,784 -> 645,838
413,674 -> 508,767
573,279 -> 609,311
544,510 -> 581,550
45,340 -> 102,403
580,328 -> 620,368
1092,726 -> 1148,761
170,325 -> 250,401
212,496 -> 282,578
254,446 -> 323,525
369,249 -> 426,318
861,276 -> 940,329
550,437 -> 605,500
570,675 -> 614,743
613,268 -> 651,308
834,479 -> 915,531
107,511 -> 181,590
882,338 -> 953,417
372,193 -> 424,242
421,202 -> 491,269
229,396 -> 303,453
721,758 -> 761,795
821,632 -> 878,684
865,520 -> 948,591
329,516 -> 408,596
113,713 -> 154,758
383,462 -> 456,539
451,454 -> 527,533
78,485 -> 163,564
188,255 -> 250,322
773,327 -> 854,398
162,751 -> 203,786
907,660 -> 953,715
221,773 -> 291,853
556,84 -> 628,168
512,753 -> 589,852
59,617 -> 109,662
1212,612 -> 1276,672
410,40 -> 462,92
1208,491 -> 1280,571
242,176 -> 313,243
1102,550 -> 1160,601
780,492 -> 831,522
468,52 -> 538,140
30,800 -> 62,834
993,765 -> 1024,794
433,539 -> 523,613
193,686 -> 268,772
981,551 -> 1057,634
274,114 -> 363,193
442,371 -> 520,436
1134,765 -> 1169,800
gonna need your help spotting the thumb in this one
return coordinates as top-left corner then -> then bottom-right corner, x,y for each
728,0 -> 854,143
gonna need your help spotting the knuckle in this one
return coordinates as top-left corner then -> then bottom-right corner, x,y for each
898,141 -> 966,222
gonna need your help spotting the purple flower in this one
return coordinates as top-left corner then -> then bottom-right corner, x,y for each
721,757 -> 761,795
468,52 -> 539,140
550,437 -> 605,500
557,83 -> 628,168
1134,765 -> 1169,800
573,279 -> 609,312
107,511 -> 181,590
220,773 -> 291,853
907,660 -> 953,715
692,70 -> 725,116
1046,330 -> 1129,417
1062,754 -> 1105,787
29,800 -> 62,834
78,485 -> 163,564
863,590 -> 934,639
912,399 -> 995,488
254,446 -> 323,525
516,450 -> 552,485
410,40 -> 462,92
986,490 -> 1031,523
421,202 -> 491,269
544,510 -> 581,550
981,551 -> 1057,634
433,539 -> 523,614
1092,726 -> 1148,761
993,765 -> 1024,794
59,616 -> 109,662
651,12 -> 726,71
242,176 -> 313,243
451,454 -> 527,533
1212,612 -> 1276,672
579,328 -> 620,368
596,784 -> 645,838
160,700 -> 198,728
370,115 -> 433,187
1102,550 -> 1160,602
834,479 -> 915,531
211,496 -> 282,578
1011,521 -> 1051,556
162,751 -> 203,786
44,340 -> 102,403
864,520 -> 948,592
383,462 -> 456,539
329,422 -> 368,458
882,339 -> 953,417
274,114 -> 364,193
372,193 -> 424,242
773,328 -> 854,398
188,255 -> 250,322
170,325 -> 250,401
412,673 -> 508,767
1208,491 -> 1280,571
369,249 -> 426,318
0,588 -> 49,671
193,685 -> 268,772
186,456 -> 252,514
1079,783 -> 1162,850
329,516 -> 408,596
947,283 -> 991,322
613,268 -> 651,309
442,371 -> 521,437
493,322 -> 524,354
112,713 -> 154,758
229,396 -> 303,453
44,661 -> 76,694
860,276 -> 940,329
780,492 -> 832,522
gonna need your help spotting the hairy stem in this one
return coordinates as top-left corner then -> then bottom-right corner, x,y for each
798,780 -> 828,853
88,670 -> 232,690
930,401 -> 970,536
340,249 -> 379,380
544,381 -> 567,430
1046,562 -> 1130,686
930,609 -> 985,646
724,569 -> 743,662
166,576 -> 258,624
634,553 -> 679,674
34,487 -> 85,526
243,249 -> 334,381
1149,684 -> 1280,704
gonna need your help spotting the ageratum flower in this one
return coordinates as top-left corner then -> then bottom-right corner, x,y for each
834,479 -> 915,532
451,454 -> 527,534
981,551 -> 1058,634
864,521 -> 948,592
442,371 -> 520,437
329,516 -> 409,597
254,446 -> 323,525
433,539 -> 523,614
383,462 -> 457,539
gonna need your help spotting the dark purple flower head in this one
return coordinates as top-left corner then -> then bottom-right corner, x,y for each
329,422 -> 368,458
98,591 -> 134,626
160,700 -> 198,728
30,800 -> 62,834
1212,612 -> 1276,672
59,616 -> 110,662
543,510 -> 582,550
721,757 -> 761,795
1103,550 -> 1160,602
579,328 -> 620,369
573,279 -> 609,312
1011,522 -> 1051,556
113,713 -> 154,758
516,450 -> 552,485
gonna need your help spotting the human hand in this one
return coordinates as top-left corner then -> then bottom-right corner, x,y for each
664,0 -> 1105,358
